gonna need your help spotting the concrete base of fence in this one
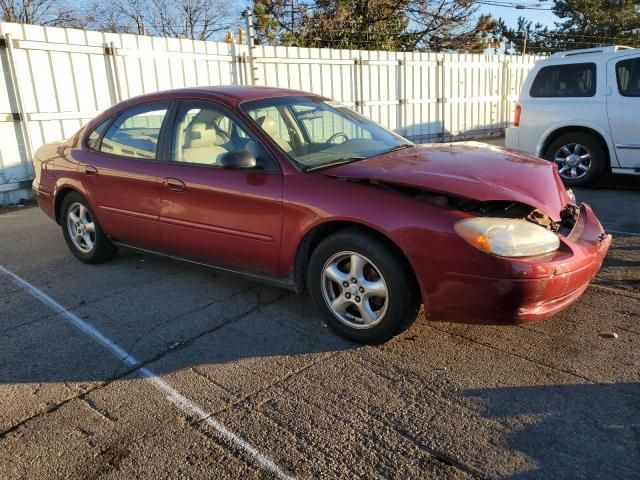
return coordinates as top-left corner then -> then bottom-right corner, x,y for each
0,182 -> 33,206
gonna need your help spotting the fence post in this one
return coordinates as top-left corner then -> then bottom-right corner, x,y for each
437,57 -> 446,143
104,41 -> 122,103
398,58 -> 407,137
1,34 -> 34,174
502,58 -> 510,128
229,39 -> 240,85
244,8 -> 258,85
354,57 -> 366,113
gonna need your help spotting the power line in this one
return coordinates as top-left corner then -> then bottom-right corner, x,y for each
477,1 -> 554,10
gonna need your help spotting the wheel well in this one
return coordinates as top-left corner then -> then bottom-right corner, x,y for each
294,221 -> 421,300
541,126 -> 610,166
54,188 -> 78,224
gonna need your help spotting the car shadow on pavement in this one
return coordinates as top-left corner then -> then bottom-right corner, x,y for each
0,257 -> 360,387
465,382 -> 640,479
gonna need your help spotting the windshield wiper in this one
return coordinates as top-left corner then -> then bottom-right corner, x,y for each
385,144 -> 413,153
305,156 -> 367,172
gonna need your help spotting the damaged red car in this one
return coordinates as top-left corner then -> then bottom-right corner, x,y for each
31,87 -> 611,344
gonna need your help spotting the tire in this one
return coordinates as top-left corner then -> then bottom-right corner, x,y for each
60,192 -> 117,264
544,132 -> 607,187
307,229 -> 420,345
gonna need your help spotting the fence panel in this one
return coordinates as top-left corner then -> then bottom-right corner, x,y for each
0,21 -> 542,203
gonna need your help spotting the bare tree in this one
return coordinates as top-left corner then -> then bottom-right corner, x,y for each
1,0 -> 85,27
86,0 -> 235,40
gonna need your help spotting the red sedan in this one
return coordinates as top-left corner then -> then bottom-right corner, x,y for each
31,86 -> 611,344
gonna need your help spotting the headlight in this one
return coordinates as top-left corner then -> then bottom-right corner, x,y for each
455,217 -> 560,257
566,189 -> 576,204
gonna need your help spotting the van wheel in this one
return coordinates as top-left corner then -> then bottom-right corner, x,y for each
307,229 -> 420,345
545,132 -> 607,187
60,192 -> 117,264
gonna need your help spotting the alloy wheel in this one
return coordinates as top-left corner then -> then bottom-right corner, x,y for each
66,202 -> 96,253
553,143 -> 592,180
321,251 -> 389,329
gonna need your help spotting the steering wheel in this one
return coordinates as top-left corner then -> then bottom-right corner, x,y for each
326,132 -> 349,145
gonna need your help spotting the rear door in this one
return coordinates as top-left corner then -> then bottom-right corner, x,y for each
76,101 -> 170,249
156,99 -> 283,277
607,55 -> 640,169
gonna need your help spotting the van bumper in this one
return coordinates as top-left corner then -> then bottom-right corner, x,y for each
505,127 -> 519,150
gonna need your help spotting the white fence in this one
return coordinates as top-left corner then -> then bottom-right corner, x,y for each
0,21 -> 542,204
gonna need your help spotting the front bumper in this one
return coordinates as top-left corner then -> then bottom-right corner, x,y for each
413,203 -> 611,324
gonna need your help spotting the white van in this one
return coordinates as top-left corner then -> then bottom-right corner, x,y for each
505,46 -> 639,186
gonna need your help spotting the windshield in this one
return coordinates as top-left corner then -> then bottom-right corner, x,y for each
241,96 -> 412,172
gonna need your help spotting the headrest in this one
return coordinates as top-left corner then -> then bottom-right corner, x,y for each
257,116 -> 279,137
188,123 -> 217,148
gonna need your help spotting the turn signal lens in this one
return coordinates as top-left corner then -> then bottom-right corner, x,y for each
455,218 -> 560,257
514,104 -> 522,127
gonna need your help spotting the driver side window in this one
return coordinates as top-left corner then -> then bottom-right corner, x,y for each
170,101 -> 272,168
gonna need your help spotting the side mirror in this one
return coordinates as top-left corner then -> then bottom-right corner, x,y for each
219,150 -> 257,169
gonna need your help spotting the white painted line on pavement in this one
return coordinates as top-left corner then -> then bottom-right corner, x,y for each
603,223 -> 640,237
0,264 -> 294,480
605,229 -> 640,237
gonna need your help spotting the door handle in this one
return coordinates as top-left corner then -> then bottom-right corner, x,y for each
163,177 -> 186,192
84,165 -> 98,177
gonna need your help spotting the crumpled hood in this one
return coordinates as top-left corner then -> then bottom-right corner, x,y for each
324,142 -> 570,221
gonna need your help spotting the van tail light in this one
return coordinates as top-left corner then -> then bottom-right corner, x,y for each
514,104 -> 521,127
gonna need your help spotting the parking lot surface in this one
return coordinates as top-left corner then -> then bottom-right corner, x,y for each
1,173 -> 639,479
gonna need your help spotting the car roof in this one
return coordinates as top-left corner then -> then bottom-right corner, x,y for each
97,85 -> 318,120
542,46 -> 637,64
144,85 -> 312,102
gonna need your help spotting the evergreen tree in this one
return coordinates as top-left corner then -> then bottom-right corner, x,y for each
251,0 -> 499,52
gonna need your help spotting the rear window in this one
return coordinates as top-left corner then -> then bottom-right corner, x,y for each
99,102 -> 169,159
616,57 -> 640,97
530,63 -> 596,98
87,119 -> 111,150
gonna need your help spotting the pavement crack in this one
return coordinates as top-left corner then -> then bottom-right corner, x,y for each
80,397 -> 116,423
426,324 -> 599,384
589,283 -> 640,300
123,285 -> 261,363
393,427 -> 491,480
0,289 -> 292,440
206,351 -> 338,419
0,381 -> 111,439
190,367 -> 234,396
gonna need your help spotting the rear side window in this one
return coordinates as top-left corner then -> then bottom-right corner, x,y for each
616,57 -> 640,97
530,63 -> 596,98
86,119 -> 111,150
100,102 -> 169,159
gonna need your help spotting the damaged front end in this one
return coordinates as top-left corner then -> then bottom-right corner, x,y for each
339,177 -> 589,259
360,178 -> 577,232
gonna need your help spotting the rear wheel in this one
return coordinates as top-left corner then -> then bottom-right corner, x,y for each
60,192 -> 117,263
545,132 -> 607,187
308,229 -> 419,344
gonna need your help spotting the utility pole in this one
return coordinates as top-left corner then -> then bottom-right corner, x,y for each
522,29 -> 528,55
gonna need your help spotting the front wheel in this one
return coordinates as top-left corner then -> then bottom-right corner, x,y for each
60,192 -> 117,264
307,230 -> 420,344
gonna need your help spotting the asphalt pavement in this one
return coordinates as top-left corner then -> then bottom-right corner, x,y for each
0,166 -> 638,479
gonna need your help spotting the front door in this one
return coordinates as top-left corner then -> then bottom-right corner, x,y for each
607,56 -> 640,169
157,100 -> 283,277
76,101 -> 170,249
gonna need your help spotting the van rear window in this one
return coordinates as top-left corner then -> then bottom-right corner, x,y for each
530,63 -> 596,98
616,57 -> 640,97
